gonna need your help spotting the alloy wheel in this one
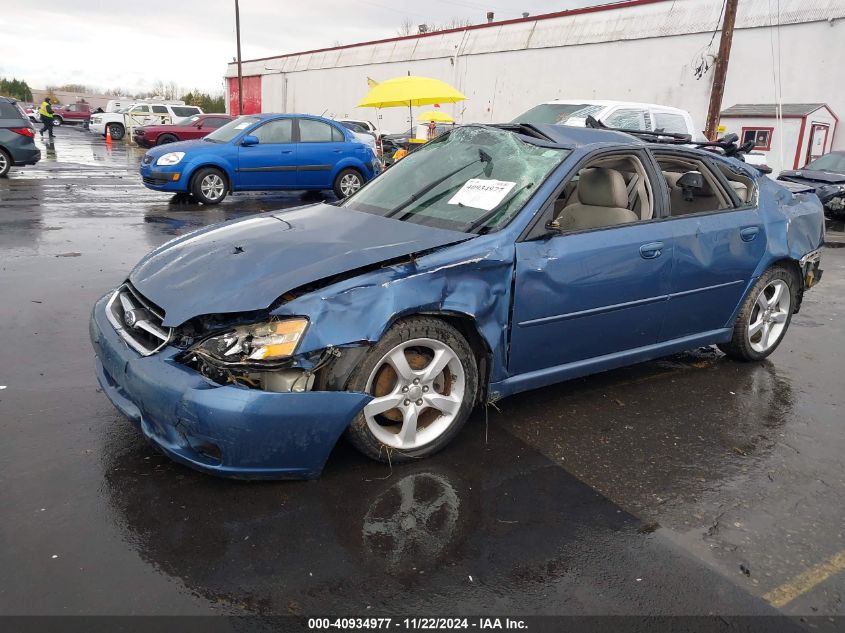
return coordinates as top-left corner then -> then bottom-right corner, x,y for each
0,152 -> 8,175
339,172 -> 362,197
748,279 -> 791,353
200,174 -> 225,201
363,338 -> 466,450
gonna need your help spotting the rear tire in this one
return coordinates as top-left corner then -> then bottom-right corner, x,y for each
156,134 -> 178,146
190,167 -> 228,205
0,148 -> 11,177
718,265 -> 797,361
344,317 -> 478,463
333,168 -> 363,198
107,123 -> 124,140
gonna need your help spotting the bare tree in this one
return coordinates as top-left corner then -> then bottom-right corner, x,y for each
397,17 -> 414,36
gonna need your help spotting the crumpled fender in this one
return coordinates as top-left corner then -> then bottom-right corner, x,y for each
272,234 -> 516,384
751,177 -> 824,279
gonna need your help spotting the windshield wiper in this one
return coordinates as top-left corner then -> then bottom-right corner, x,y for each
464,182 -> 534,234
383,150 -> 491,219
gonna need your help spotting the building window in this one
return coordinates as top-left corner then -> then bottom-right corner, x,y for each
741,127 -> 773,151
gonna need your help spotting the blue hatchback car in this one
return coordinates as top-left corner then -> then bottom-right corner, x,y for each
94,124 -> 824,479
139,113 -> 380,203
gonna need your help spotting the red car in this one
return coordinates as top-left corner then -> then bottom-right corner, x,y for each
132,114 -> 234,148
52,102 -> 91,126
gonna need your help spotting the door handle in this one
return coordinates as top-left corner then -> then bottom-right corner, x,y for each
639,242 -> 664,259
280,149 -> 293,154
740,226 -> 760,242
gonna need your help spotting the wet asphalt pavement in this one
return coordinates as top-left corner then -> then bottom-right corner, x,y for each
1,127 -> 844,620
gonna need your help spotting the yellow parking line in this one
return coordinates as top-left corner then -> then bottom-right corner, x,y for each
763,550 -> 845,608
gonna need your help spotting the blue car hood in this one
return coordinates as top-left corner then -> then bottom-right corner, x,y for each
129,204 -> 472,327
144,138 -> 208,159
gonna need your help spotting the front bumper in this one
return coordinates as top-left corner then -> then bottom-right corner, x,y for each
139,163 -> 186,192
90,121 -> 106,136
133,132 -> 153,148
90,294 -> 371,479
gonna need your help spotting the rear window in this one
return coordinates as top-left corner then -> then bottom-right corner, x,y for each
0,100 -> 25,119
653,111 -> 689,135
172,106 -> 201,117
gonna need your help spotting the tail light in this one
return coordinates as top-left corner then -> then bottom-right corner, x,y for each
10,127 -> 35,138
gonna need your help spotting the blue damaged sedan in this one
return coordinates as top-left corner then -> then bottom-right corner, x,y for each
91,123 -> 824,479
139,114 -> 380,203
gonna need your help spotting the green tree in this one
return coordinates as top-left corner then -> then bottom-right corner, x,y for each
0,77 -> 33,101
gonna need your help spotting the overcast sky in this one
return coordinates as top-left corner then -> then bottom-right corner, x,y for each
1,0 -> 594,96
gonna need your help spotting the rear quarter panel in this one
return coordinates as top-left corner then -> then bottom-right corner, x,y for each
753,176 -> 825,279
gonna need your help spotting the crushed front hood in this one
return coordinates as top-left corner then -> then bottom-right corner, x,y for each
779,169 -> 845,188
129,204 -> 471,327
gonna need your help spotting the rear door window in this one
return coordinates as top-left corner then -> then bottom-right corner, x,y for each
151,105 -> 168,114
653,111 -> 689,135
604,108 -> 650,131
171,106 -> 201,118
298,119 -> 336,143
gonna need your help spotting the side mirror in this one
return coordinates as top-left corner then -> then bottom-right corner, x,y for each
241,135 -> 259,147
545,219 -> 562,235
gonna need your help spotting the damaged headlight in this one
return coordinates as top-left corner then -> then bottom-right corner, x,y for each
156,151 -> 185,166
192,318 -> 309,363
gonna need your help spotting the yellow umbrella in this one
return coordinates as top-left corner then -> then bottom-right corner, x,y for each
417,110 -> 455,123
357,75 -> 466,108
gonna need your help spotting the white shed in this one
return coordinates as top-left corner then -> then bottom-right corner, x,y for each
719,103 -> 839,173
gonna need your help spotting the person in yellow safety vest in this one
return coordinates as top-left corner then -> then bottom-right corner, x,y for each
39,99 -> 55,139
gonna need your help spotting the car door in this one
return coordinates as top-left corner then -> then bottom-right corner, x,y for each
296,118 -> 348,188
509,149 -> 674,377
236,118 -> 297,190
653,150 -> 767,340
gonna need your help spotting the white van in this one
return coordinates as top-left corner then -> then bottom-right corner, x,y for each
513,99 -> 707,142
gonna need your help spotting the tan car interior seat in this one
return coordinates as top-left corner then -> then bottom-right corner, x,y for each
556,167 -> 638,230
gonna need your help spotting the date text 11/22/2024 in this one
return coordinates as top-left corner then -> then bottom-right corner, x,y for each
307,617 -> 528,630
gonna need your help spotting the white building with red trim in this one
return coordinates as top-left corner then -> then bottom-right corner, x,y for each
720,103 -> 838,171
224,0 -> 845,166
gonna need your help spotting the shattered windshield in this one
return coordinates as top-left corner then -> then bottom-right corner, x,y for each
804,153 -> 845,174
343,126 -> 568,233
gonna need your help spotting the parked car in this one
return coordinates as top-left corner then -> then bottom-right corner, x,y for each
339,118 -> 379,134
51,101 -> 91,126
0,96 -> 40,177
91,123 -> 824,479
513,99 -> 707,142
138,113 -> 380,203
91,102 -> 203,140
337,120 -> 378,152
132,114 -> 235,148
778,151 -> 845,217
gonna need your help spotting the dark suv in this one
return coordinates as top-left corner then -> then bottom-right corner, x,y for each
0,96 -> 40,177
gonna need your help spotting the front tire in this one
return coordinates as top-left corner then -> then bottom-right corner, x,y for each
333,168 -> 363,198
344,317 -> 478,463
156,134 -> 178,145
0,148 -> 11,177
190,167 -> 228,205
107,123 -> 124,140
718,265 -> 797,361
53,117 -> 62,127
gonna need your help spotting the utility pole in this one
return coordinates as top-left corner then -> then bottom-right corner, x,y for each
235,0 -> 244,115
704,0 -> 739,139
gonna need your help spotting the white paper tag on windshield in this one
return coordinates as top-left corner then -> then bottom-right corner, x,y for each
234,121 -> 251,129
448,179 -> 516,211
